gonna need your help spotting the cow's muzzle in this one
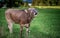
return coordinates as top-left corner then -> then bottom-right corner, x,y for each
35,13 -> 37,15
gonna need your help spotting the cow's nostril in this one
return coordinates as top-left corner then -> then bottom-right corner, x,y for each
35,13 -> 37,15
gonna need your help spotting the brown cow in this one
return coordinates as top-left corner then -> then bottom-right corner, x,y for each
5,8 -> 37,38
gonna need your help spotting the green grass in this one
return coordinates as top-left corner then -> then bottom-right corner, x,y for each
0,8 -> 60,38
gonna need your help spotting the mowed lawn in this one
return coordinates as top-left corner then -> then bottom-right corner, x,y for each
0,8 -> 60,38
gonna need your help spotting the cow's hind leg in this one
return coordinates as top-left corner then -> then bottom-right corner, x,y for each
8,22 -> 13,33
5,13 -> 13,33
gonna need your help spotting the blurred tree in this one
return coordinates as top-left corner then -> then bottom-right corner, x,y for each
23,0 -> 27,6
5,0 -> 22,8
0,0 -> 5,8
0,0 -> 60,8
32,0 -> 60,6
58,0 -> 60,6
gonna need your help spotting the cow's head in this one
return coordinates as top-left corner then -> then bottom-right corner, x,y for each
28,8 -> 37,16
25,8 -> 37,16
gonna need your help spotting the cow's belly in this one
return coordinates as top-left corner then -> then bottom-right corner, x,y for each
11,17 -> 20,24
10,16 -> 31,24
20,19 -> 31,24
12,18 -> 31,24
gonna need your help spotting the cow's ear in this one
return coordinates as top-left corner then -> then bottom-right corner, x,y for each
24,9 -> 28,13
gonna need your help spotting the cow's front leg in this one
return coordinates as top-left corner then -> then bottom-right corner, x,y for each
20,25 -> 23,38
25,24 -> 30,38
26,27 -> 30,38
